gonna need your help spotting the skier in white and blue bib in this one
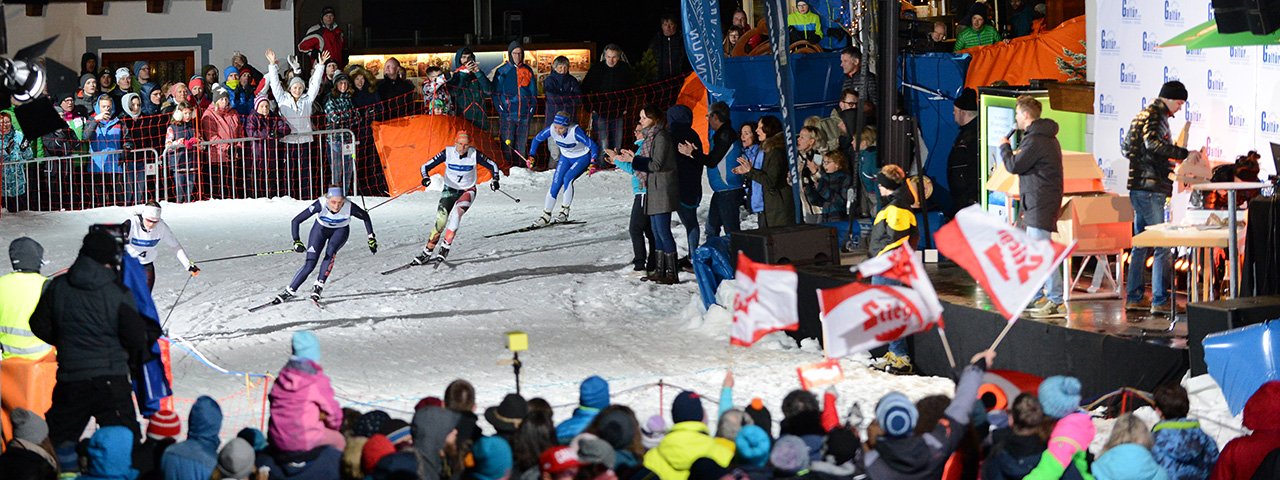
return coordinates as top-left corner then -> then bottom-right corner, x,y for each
276,185 -> 376,302
528,111 -> 600,226
123,201 -> 198,291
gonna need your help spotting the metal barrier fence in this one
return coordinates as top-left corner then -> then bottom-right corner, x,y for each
3,148 -> 161,212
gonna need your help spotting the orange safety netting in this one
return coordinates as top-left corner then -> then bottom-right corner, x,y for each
960,16 -> 1086,89
371,115 -> 510,197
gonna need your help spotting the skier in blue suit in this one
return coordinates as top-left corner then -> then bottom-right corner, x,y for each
528,112 -> 601,227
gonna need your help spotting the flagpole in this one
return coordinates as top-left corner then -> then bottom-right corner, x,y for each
936,328 -> 957,368
989,317 -> 1019,351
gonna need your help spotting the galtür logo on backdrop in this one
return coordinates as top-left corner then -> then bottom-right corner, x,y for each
1119,63 -> 1140,88
1163,0 -> 1184,25
1229,46 -> 1251,64
1184,101 -> 1203,124
1262,111 -> 1280,135
1206,69 -> 1227,94
1097,93 -> 1118,117
1227,105 -> 1248,129
1099,29 -> 1119,54
1261,46 -> 1280,66
1141,32 -> 1162,57
1121,0 -> 1142,22
1163,66 -> 1180,83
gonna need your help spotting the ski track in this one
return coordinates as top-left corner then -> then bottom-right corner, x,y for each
0,168 -> 1245,449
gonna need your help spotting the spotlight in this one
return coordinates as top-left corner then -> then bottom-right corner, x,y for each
0,36 -> 64,140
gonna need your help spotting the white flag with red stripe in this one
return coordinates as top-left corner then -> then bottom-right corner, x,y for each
818,282 -> 938,358
730,253 -> 799,346
935,205 -> 1074,320
855,244 -> 944,325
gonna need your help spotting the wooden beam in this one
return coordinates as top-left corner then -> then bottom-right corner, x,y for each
26,3 -> 45,16
147,0 -> 164,13
264,0 -> 283,9
205,0 -> 223,12
86,0 -> 104,15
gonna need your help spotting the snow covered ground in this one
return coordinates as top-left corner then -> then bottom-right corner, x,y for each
0,168 -> 1245,451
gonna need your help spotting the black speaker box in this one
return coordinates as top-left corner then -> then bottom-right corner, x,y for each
1246,0 -> 1280,37
1213,0 -> 1251,33
731,224 -> 839,268
1186,295 -> 1280,375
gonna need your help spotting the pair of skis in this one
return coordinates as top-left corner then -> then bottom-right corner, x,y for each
380,219 -> 586,275
248,295 -> 324,312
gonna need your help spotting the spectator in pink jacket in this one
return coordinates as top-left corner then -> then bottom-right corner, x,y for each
269,330 -> 345,453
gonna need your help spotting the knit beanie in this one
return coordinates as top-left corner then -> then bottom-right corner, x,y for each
689,457 -> 730,480
362,434 -> 396,474
672,391 -> 705,424
875,392 -> 918,438
225,66 -> 241,81
1158,81 -> 1189,101
216,438 -> 256,479
9,237 -> 44,272
115,67 -> 131,82
292,330 -> 322,362
211,85 -> 229,105
735,424 -> 772,468
579,376 -> 610,409
237,427 -> 268,451
11,408 -> 49,443
954,88 -> 978,111
80,230 -> 120,265
288,75 -> 306,90
824,428 -> 859,465
745,398 -> 773,437
148,408 -> 182,439
769,435 -> 811,474
572,434 -> 617,469
1038,376 -> 1082,419
641,414 -> 667,450
190,77 -> 206,90
470,436 -> 514,480
592,409 -> 636,451
354,410 -> 391,438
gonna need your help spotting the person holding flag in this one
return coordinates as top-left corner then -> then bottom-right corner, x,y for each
866,164 -> 919,374
412,130 -> 501,266
527,112 -> 600,227
999,95 -> 1065,319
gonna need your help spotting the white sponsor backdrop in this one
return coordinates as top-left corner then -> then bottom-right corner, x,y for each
1092,0 -> 1280,195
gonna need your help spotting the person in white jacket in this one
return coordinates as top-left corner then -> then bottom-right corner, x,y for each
265,48 -> 328,198
125,201 -> 198,291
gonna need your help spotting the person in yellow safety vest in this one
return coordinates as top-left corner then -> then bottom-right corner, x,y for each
787,0 -> 824,44
0,237 -> 56,443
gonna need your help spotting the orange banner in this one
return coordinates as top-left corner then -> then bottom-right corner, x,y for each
677,73 -> 711,151
371,115 -> 511,196
1,352 -> 57,443
960,16 -> 1086,89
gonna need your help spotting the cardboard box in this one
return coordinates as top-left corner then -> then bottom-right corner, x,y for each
1053,193 -> 1135,252
986,150 -> 1106,197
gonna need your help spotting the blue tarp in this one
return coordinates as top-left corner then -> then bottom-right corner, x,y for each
121,254 -> 172,417
1204,320 -> 1280,415
899,53 -> 971,215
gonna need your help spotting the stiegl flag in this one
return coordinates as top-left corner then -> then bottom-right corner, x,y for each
819,244 -> 942,358
730,253 -> 799,346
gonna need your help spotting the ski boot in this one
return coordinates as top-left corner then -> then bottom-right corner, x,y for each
555,205 -> 571,223
531,210 -> 552,228
310,282 -> 324,301
434,246 -> 450,265
411,247 -> 437,266
273,288 -> 295,304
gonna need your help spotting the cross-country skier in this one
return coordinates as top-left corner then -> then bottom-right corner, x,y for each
123,201 -> 198,291
276,185 -> 376,302
528,112 -> 600,227
412,130 -> 500,265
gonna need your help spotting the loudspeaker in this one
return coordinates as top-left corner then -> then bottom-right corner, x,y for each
1213,0 -> 1251,33
1246,0 -> 1280,35
1243,197 -> 1279,296
731,224 -> 839,267
1186,295 -> 1280,375
793,264 -> 860,345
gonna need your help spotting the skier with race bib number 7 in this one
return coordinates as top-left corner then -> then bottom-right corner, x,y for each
412,130 -> 501,266
275,185 -> 376,303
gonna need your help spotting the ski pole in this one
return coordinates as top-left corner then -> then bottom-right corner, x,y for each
368,185 -> 424,211
495,187 -> 521,203
161,274 -> 193,330
505,139 -> 535,168
199,249 -> 296,264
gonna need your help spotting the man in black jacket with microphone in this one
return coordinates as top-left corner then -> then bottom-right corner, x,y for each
1000,95 -> 1065,318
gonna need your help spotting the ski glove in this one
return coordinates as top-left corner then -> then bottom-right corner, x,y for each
421,176 -> 432,188
588,163 -> 600,176
188,264 -> 201,276
490,176 -> 500,191
293,240 -> 306,253
368,234 -> 378,254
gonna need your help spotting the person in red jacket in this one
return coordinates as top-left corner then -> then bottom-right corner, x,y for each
298,6 -> 345,66
1212,381 -> 1280,479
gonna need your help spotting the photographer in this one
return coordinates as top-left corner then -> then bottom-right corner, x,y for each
30,230 -> 151,473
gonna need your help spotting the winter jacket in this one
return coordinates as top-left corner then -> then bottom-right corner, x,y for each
29,255 -> 149,381
229,85 -> 253,116
84,107 -> 132,173
1152,419 -> 1218,480
804,170 -> 852,221
257,446 -> 342,480
1250,449 -> 1280,480
164,122 -> 198,172
982,429 -> 1047,480
449,48 -> 493,129
140,83 -> 162,116
869,187 -> 917,255
160,396 -> 223,480
1000,118 -> 1063,232
745,144 -> 765,213
637,129 -> 680,215
580,60 -> 634,119
369,452 -> 418,480
1211,381 -> 1280,480
80,426 -> 140,480
543,70 -> 581,119
696,123 -> 744,193
266,63 -> 325,144
1093,444 -> 1168,480
1025,413 -> 1097,480
297,22 -> 345,64
201,104 -> 243,163
556,407 -> 602,444
1,128 -> 33,197
841,70 -> 879,110
955,25 -> 1001,51
133,437 -> 176,480
323,89 -> 359,133
649,33 -> 690,79
862,363 -> 985,480
269,358 -> 344,453
491,42 -> 537,120
948,118 -> 981,211
1124,100 -> 1188,197
643,421 -> 735,480
245,110 -> 291,161
613,152 -> 646,195
376,76 -> 415,112
0,438 -> 58,479
667,105 -> 703,206
412,406 -> 463,480
742,134 -> 796,227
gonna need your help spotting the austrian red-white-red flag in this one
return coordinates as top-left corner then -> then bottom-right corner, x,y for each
935,205 -> 1074,319
731,253 -> 799,346
818,282 -> 937,358
855,244 -> 944,324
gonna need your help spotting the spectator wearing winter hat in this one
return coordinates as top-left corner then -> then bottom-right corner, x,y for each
540,446 -> 582,480
734,424 -> 772,480
159,396 -> 223,480
1023,411 -> 1095,479
201,84 -> 243,165
744,399 -> 773,439
223,65 -> 251,115
558,376 -> 611,444
213,438 -> 255,480
954,3 -> 1001,51
1038,375 -> 1082,421
79,426 -> 138,480
134,408 -> 181,479
322,70 -> 359,193
189,76 -> 211,111
361,434 -> 395,474
0,407 -> 57,479
472,435 -> 515,480
237,427 -> 268,452
513,410 -> 557,480
1211,380 -> 1280,479
863,350 -> 992,480
112,67 -> 135,109
244,94 -> 291,197
30,230 -> 150,473
643,391 -> 734,480
982,393 -> 1048,480
0,237 -> 54,377
778,390 -> 824,461
572,433 -> 617,470
487,393 -> 530,443
542,56 -> 581,163
948,87 -> 981,215
268,330 -> 345,453
769,435 -> 811,479
1149,384 -> 1217,480
298,6 -> 346,66
134,61 -> 153,93
811,428 -> 861,479
689,457 -> 733,480
264,48 -> 328,168
380,418 -> 413,450
492,40 -> 538,168
642,414 -> 669,451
